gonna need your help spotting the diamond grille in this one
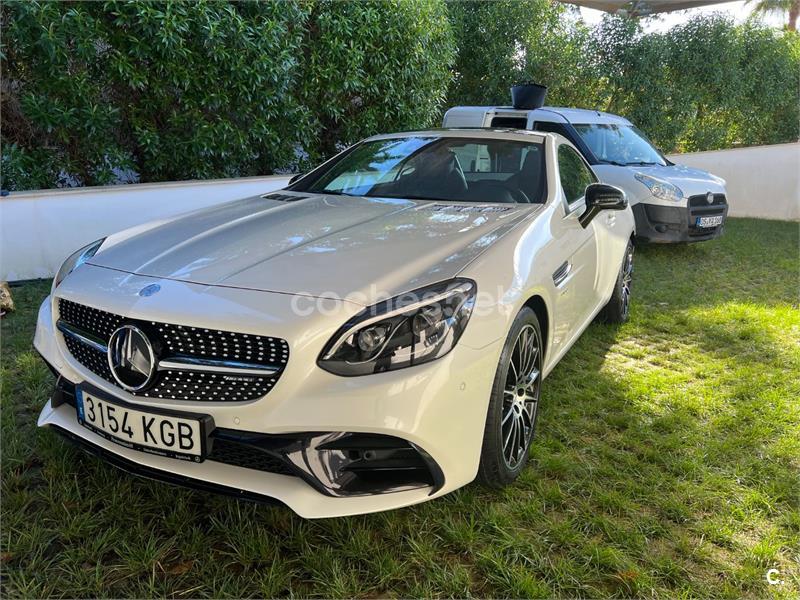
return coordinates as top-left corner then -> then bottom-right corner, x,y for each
57,299 -> 289,402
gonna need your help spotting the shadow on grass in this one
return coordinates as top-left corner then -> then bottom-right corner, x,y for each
532,308 -> 798,595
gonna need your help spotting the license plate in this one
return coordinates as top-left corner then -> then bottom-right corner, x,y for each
695,215 -> 723,228
76,387 -> 211,462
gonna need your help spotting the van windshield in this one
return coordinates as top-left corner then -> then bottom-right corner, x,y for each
292,137 -> 547,204
573,124 -> 667,167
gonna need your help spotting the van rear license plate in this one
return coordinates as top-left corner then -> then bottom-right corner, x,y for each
696,215 -> 723,228
76,387 -> 208,462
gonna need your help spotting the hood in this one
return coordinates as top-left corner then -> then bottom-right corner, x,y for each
635,163 -> 725,192
89,194 -> 535,304
592,162 -> 726,204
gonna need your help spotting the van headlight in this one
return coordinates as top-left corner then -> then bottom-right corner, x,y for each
634,173 -> 684,202
318,279 -> 476,376
53,238 -> 106,290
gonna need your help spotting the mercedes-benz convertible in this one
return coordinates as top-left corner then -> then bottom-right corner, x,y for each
35,129 -> 635,517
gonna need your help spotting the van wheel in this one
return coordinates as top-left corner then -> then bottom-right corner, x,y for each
599,239 -> 634,324
477,307 -> 542,488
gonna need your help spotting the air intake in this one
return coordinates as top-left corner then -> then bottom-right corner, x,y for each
262,193 -> 306,202
511,82 -> 548,110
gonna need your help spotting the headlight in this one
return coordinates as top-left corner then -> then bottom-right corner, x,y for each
318,279 -> 476,376
634,173 -> 684,202
53,238 -> 106,290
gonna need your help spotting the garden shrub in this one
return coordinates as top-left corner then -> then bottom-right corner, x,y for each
2,0 -> 797,190
299,0 -> 455,162
446,2 -> 799,155
1,0 -> 309,189
1,0 -> 455,189
603,14 -> 800,153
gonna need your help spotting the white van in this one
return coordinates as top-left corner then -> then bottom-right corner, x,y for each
443,105 -> 729,243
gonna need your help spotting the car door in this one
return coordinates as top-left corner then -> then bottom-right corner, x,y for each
549,144 -> 600,351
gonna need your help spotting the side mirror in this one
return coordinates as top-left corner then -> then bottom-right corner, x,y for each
579,183 -> 627,228
288,173 -> 303,185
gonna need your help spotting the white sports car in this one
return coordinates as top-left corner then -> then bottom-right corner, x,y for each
35,129 -> 635,518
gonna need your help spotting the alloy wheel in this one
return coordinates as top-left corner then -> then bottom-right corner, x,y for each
501,324 -> 541,469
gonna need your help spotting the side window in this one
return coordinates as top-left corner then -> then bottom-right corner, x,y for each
558,145 -> 595,204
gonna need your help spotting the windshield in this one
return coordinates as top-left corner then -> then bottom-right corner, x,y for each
293,137 -> 547,204
573,124 -> 666,167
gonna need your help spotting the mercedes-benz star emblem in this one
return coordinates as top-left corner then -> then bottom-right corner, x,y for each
706,192 -> 714,204
107,325 -> 156,391
139,283 -> 161,297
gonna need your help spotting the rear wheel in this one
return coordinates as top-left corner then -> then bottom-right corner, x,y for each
477,308 -> 543,488
599,239 -> 634,324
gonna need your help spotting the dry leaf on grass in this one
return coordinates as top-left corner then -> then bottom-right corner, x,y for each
166,560 -> 194,576
0,281 -> 14,316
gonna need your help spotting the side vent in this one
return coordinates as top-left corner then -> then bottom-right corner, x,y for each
552,261 -> 572,287
262,193 -> 307,202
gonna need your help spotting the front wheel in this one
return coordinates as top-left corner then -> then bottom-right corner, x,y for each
599,239 -> 634,324
477,308 -> 543,488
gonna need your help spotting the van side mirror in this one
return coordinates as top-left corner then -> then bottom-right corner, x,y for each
579,183 -> 627,228
288,173 -> 303,185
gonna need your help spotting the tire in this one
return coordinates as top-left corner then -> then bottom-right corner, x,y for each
599,239 -> 634,324
477,307 -> 543,488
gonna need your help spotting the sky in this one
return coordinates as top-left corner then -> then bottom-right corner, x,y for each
578,1 -> 786,32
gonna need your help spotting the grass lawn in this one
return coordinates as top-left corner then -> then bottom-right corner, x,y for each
1,217 -> 798,598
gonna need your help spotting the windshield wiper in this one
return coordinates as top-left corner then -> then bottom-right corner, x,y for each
364,193 -> 453,202
600,159 -> 662,167
319,191 -> 451,202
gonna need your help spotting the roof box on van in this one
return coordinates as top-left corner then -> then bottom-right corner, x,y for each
510,83 -> 548,110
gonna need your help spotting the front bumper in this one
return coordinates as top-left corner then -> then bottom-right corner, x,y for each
34,268 -> 501,518
633,194 -> 728,243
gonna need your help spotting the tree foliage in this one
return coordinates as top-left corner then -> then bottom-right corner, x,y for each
746,0 -> 799,31
1,0 -> 454,189
446,0 -> 601,108
2,1 -> 309,188
447,0 -> 548,106
1,0 -> 797,191
446,1 -> 799,154
300,0 -> 454,161
591,14 -> 800,152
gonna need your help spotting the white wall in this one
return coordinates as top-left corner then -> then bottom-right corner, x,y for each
1,175 -> 291,282
667,142 -> 799,221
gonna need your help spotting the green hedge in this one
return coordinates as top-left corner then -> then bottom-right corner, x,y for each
1,0 -> 454,190
590,14 -> 800,153
448,2 -> 800,155
2,1 -> 308,188
2,0 -> 798,191
299,0 -> 454,162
